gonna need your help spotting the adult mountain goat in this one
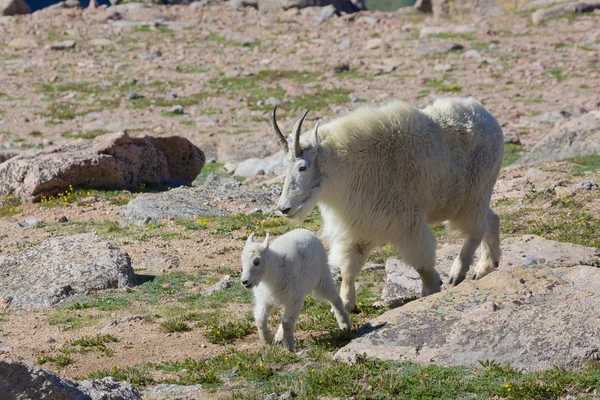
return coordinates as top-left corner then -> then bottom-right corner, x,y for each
272,97 -> 504,312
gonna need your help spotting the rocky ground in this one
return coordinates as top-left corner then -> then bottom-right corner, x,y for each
0,1 -> 600,399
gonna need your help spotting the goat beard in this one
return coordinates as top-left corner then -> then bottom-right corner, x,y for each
286,186 -> 322,226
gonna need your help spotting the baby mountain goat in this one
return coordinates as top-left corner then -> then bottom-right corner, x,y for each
241,229 -> 351,351
272,97 -> 504,312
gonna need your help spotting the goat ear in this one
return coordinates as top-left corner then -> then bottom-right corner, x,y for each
263,233 -> 270,249
246,232 -> 255,245
310,121 -> 320,148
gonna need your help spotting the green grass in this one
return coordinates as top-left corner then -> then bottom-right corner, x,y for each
62,130 -> 110,140
39,187 -> 133,207
129,92 -> 206,110
42,102 -> 99,120
0,195 -> 22,217
204,318 -> 255,344
134,25 -> 152,33
36,354 -> 74,367
193,162 -> 229,186
178,211 -> 323,239
210,70 -> 349,112
562,154 -> 600,176
548,69 -> 567,82
161,319 -> 192,333
47,309 -> 101,331
502,143 -> 526,168
502,208 -> 600,248
427,32 -> 476,40
86,348 -> 600,399
424,79 -> 462,93
87,365 -> 155,386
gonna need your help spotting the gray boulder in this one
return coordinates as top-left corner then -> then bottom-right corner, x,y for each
120,173 -> 275,227
431,0 -> 502,18
0,131 -> 205,202
516,110 -> 600,165
0,233 -> 136,308
143,384 -> 205,399
532,1 -> 600,24
234,150 -> 285,178
0,0 -> 31,15
255,0 -> 365,13
380,235 -> 600,306
338,264 -> 600,370
0,360 -> 141,399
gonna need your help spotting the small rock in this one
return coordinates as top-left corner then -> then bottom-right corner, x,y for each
489,43 -> 498,50
503,129 -> 521,145
434,63 -> 452,72
526,168 -> 544,178
554,186 -> 575,199
225,70 -> 240,78
127,91 -> 141,100
349,93 -> 361,103
549,180 -> 565,191
161,283 -> 171,289
315,4 -> 336,23
537,111 -> 571,123
57,216 -> 68,223
463,49 -> 481,58
167,92 -> 178,99
169,105 -> 185,115
183,281 -> 197,288
365,38 -> 384,50
333,63 -> 350,74
44,40 -> 76,51
18,218 -> 43,228
8,38 -> 38,49
359,16 -> 377,25
574,181 -> 598,191
267,97 -> 281,106
224,162 -> 238,174
201,275 -> 233,296
138,50 -> 162,60
89,38 -> 114,47
338,39 -> 351,49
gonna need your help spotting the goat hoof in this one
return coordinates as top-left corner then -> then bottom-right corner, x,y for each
447,275 -> 465,287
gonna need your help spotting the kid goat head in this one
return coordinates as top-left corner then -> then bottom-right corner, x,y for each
272,106 -> 323,224
240,232 -> 270,289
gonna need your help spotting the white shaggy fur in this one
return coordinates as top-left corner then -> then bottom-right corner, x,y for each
274,97 -> 504,312
240,229 -> 351,351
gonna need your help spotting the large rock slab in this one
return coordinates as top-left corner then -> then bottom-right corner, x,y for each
121,173 -> 276,227
0,131 -> 205,202
532,1 -> 600,24
0,0 -> 31,15
431,0 -> 502,18
0,359 -> 141,399
0,233 -> 136,308
380,235 -> 600,306
234,150 -> 285,178
338,265 -> 600,370
516,111 -> 600,165
251,0 -> 365,13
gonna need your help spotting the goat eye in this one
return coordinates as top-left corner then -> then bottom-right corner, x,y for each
298,165 -> 307,172
253,259 -> 260,266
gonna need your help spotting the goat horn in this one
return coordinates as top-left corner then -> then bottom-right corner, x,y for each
292,110 -> 309,158
271,106 -> 289,153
